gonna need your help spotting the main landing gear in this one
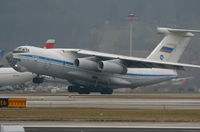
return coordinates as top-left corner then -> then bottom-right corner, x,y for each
68,85 -> 113,94
99,88 -> 113,94
68,85 -> 90,94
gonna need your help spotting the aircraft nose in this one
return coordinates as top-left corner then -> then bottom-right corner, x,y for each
5,52 -> 24,72
5,52 -> 17,67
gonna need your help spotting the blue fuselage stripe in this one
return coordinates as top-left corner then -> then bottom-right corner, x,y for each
161,47 -> 173,51
17,54 -> 176,77
19,54 -> 74,65
126,73 -> 176,77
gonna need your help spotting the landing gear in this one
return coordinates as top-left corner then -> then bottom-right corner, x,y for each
68,85 -> 90,94
32,76 -> 44,84
68,85 -> 77,92
78,88 -> 90,94
68,85 -> 113,94
100,88 -> 113,94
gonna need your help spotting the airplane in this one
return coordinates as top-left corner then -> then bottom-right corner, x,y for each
6,27 -> 200,94
0,67 -> 36,87
0,39 -> 55,88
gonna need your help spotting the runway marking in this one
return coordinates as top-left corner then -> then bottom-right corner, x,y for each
23,125 -> 200,129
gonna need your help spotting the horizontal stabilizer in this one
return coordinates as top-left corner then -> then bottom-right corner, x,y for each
157,27 -> 200,35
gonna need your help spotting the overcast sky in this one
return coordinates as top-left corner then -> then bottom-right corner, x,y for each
0,0 -> 200,52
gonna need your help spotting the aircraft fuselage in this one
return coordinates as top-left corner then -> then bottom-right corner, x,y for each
11,46 -> 177,91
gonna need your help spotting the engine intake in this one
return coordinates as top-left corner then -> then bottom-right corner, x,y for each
97,60 -> 127,74
74,58 -> 98,71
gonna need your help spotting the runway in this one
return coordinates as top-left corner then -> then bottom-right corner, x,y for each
26,99 -> 200,109
8,122 -> 200,132
1,93 -> 200,109
24,127 -> 200,132
2,121 -> 200,132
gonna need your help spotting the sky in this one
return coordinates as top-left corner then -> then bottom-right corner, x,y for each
1,0 -> 200,52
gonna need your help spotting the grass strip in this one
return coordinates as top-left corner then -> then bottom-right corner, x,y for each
1,107 -> 200,122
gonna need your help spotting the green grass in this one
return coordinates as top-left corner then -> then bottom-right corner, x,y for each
1,107 -> 200,122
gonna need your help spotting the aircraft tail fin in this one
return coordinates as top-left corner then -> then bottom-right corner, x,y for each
0,50 -> 5,61
147,27 -> 200,62
0,50 -> 5,67
43,39 -> 55,49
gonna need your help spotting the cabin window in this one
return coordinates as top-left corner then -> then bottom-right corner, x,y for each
13,47 -> 30,53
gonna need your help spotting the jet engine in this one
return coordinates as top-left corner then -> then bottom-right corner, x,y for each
74,58 -> 98,71
97,60 -> 127,74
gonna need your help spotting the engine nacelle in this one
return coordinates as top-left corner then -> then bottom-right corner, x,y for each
74,58 -> 98,71
97,60 -> 127,74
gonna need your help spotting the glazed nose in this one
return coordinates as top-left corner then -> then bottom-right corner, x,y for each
5,52 -> 22,71
5,52 -> 17,67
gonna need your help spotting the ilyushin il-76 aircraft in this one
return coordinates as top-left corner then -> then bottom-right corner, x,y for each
6,28 -> 200,94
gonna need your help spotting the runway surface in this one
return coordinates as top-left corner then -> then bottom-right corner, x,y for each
1,93 -> 200,131
24,127 -> 200,132
26,99 -> 200,109
2,121 -> 200,132
1,93 -> 200,109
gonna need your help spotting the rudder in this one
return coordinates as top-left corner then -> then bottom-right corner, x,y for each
147,28 -> 200,62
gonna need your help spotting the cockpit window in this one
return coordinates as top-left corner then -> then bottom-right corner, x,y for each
13,47 -> 30,53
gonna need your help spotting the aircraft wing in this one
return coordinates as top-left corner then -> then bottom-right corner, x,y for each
76,49 -> 200,70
